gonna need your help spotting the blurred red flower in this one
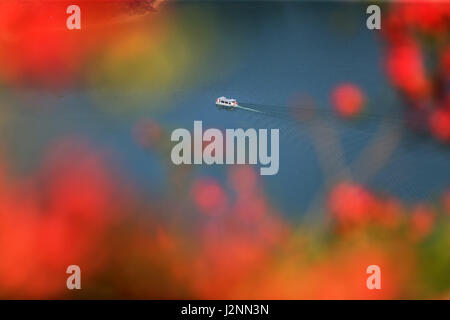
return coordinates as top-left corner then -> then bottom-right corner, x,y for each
386,42 -> 429,99
384,3 -> 450,41
331,83 -> 365,118
328,181 -> 375,226
442,46 -> 450,77
429,108 -> 450,143
192,178 -> 228,215
410,204 -> 435,239
0,1 -> 162,87
306,246 -> 411,299
0,2 -> 84,86
383,2 -> 450,144
400,2 -> 450,34
0,139 -> 119,298
192,231 -> 269,299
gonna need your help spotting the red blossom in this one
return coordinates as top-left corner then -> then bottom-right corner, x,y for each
399,3 -> 450,34
386,42 -> 429,99
384,3 -> 450,39
43,140 -> 113,223
0,139 -> 117,298
306,248 -> 406,299
191,178 -> 228,215
328,182 -> 375,226
382,2 -> 450,144
331,83 -> 365,118
429,108 -> 450,143
0,1 -> 161,87
441,46 -> 450,77
410,204 -> 435,239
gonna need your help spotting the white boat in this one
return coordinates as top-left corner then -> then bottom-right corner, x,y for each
216,96 -> 238,109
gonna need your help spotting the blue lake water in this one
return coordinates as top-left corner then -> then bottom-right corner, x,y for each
4,2 -> 450,217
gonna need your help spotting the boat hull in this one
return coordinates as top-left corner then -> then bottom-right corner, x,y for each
216,103 -> 237,110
